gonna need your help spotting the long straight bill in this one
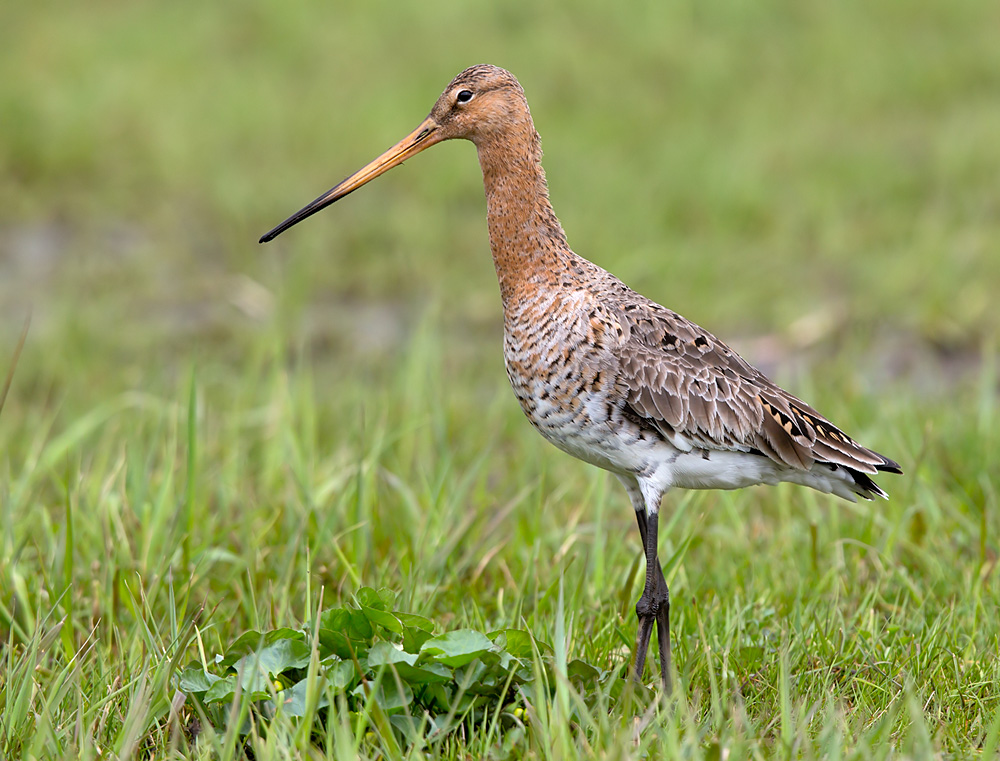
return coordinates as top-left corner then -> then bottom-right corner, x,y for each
259,116 -> 442,243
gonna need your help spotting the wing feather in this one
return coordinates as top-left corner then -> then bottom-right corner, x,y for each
609,297 -> 900,478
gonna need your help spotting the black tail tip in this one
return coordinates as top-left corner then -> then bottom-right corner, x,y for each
876,454 -> 903,475
851,470 -> 890,500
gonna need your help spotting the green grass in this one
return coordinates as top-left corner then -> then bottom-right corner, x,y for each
2,0 -> 999,757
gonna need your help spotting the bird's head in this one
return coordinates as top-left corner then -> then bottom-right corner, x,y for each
260,64 -> 528,243
427,64 -> 529,143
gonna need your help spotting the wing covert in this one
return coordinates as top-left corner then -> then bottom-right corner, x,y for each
610,299 -> 896,475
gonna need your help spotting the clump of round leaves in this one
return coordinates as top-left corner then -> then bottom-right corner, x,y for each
175,587 -> 615,744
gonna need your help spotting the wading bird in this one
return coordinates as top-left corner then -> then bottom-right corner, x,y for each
260,65 -> 901,694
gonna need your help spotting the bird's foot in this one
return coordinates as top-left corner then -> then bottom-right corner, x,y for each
633,573 -> 671,693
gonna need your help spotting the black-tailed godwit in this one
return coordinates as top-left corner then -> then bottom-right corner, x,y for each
260,64 -> 902,694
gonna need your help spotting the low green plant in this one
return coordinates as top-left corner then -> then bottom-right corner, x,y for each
176,586 -> 618,748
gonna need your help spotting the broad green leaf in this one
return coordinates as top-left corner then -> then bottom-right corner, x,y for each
420,629 -> 493,668
348,609 -> 374,640
455,659 -> 507,694
277,680 -> 306,717
422,682 -> 452,711
375,678 -> 412,712
278,677 -> 332,717
368,641 -> 417,667
234,661 -> 271,693
361,605 -> 403,634
396,661 -> 452,684
402,625 -> 434,654
319,607 -> 373,641
421,629 -> 494,668
369,642 -> 452,684
376,587 -> 397,610
317,629 -> 355,659
356,586 -> 386,611
397,612 -> 435,632
494,650 -> 517,671
353,678 -> 412,713
356,587 -> 396,611
319,608 -> 350,633
235,637 -> 311,679
219,628 -> 303,669
490,628 -> 553,658
424,713 -> 452,741
203,675 -> 237,704
325,658 -> 358,691
218,630 -> 264,669
567,659 -> 602,686
177,664 -> 220,694
389,713 -> 423,742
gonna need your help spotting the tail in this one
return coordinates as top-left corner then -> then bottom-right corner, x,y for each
842,450 -> 902,500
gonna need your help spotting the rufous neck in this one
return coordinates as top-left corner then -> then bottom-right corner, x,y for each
474,124 -> 572,307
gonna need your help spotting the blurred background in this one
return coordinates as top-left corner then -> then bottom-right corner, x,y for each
2,0 -> 997,404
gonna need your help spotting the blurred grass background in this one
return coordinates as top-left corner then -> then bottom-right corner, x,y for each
3,0 -> 998,378
1,0 -> 999,756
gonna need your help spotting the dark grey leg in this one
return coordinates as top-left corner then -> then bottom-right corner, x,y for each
633,508 -> 672,694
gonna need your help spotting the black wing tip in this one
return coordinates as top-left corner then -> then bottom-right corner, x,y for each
874,453 -> 903,475
850,469 -> 890,501
851,451 -> 901,499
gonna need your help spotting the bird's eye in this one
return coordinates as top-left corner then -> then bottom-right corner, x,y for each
456,89 -> 474,104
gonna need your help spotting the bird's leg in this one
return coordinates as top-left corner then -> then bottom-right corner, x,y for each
616,474 -> 672,694
633,508 -> 672,694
